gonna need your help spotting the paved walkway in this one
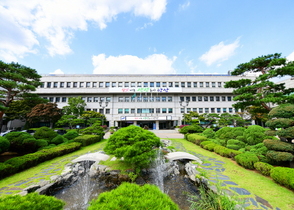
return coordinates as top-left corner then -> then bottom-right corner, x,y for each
0,130 -> 282,209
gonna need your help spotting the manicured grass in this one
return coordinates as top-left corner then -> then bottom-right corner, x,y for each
171,138 -> 294,210
0,139 -> 107,191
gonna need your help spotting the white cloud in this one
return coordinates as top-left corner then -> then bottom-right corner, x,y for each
199,38 -> 240,66
186,59 -> 197,71
287,51 -> 294,61
179,1 -> 190,11
50,69 -> 64,74
92,54 -> 176,74
0,0 -> 167,60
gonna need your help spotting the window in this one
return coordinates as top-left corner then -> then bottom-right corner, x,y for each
131,82 -> 136,87
199,108 -> 203,113
210,96 -> 214,101
143,97 -> 148,102
227,96 -> 232,101
137,108 -> 142,113
92,82 -> 97,88
144,82 -> 148,87
118,109 -> 123,114
162,108 -> 167,113
167,96 -> 172,102
198,96 -> 202,101
223,108 -> 227,113
193,82 -> 197,88
218,82 -> 222,87
137,82 -> 142,87
199,82 -> 203,87
118,82 -> 123,87
175,82 -> 179,87
149,108 -> 154,113
186,82 -> 191,88
53,82 -> 58,88
186,96 -> 190,101
60,82 -> 64,88
180,96 -> 184,101
180,108 -> 184,113
105,82 -> 110,87
105,109 -> 110,114
93,109 -> 97,112
99,109 -> 103,114
81,97 -> 86,101
205,108 -> 209,113
192,108 -> 197,112
40,82 -> 44,88
125,82 -> 129,87
55,97 -> 60,102
112,82 -> 116,87
229,108 -> 233,113
216,96 -> 220,101
168,108 -> 173,113
181,82 -> 185,87
94,97 -> 99,102
217,108 -> 221,113
204,96 -> 208,101
73,82 -> 77,87
86,109 -> 91,111
80,82 -> 84,88
156,96 -> 160,102
100,97 -> 104,101
67,82 -> 71,88
162,82 -> 167,87
62,97 -> 67,102
162,96 -> 166,102
118,97 -> 124,102
150,97 -> 154,102
106,97 -> 111,102
125,108 -> 129,114
222,96 -> 226,101
49,97 -> 54,102
137,96 -> 142,102
192,96 -> 196,101
99,82 -> 103,87
131,109 -> 135,114
150,82 -> 154,87
212,82 -> 216,88
168,82 -> 173,87
156,82 -> 160,87
156,108 -> 160,113
206,82 -> 209,87
187,108 -> 191,112
125,97 -> 130,102
86,82 -> 91,87
87,97 -> 92,102
211,108 -> 215,113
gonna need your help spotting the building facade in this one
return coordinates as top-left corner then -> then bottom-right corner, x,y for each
34,74 -> 256,130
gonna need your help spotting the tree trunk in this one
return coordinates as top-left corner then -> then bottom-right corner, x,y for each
0,112 -> 4,132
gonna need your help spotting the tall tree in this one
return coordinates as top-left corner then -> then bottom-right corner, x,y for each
0,61 -> 42,131
81,111 -> 107,126
62,96 -> 86,117
224,53 -> 294,113
27,103 -> 62,128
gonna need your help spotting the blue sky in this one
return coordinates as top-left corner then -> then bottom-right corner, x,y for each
1,0 -> 294,75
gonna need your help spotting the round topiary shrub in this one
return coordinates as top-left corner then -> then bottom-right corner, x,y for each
33,127 -> 58,142
254,162 -> 274,176
51,135 -> 66,145
4,132 -> 37,153
266,150 -> 293,163
63,130 -> 79,140
179,125 -> 203,135
104,125 -> 161,169
263,139 -> 294,152
226,139 -> 245,150
88,182 -> 179,210
270,167 -> 294,190
242,125 -> 269,145
234,152 -> 259,169
215,127 -> 234,140
202,128 -> 216,138
36,139 -> 49,149
0,136 -> 10,153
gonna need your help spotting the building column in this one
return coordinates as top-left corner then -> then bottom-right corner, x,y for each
155,120 -> 159,130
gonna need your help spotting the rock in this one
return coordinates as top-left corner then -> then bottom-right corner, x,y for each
24,185 -> 40,193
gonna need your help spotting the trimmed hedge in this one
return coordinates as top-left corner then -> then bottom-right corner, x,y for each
263,139 -> 294,152
213,145 -> 242,158
226,139 -> 245,150
266,150 -> 293,162
234,153 -> 259,169
187,134 -> 208,145
0,192 -> 64,210
200,141 -> 219,151
270,167 -> 294,190
254,162 -> 274,176
0,142 -> 81,179
0,136 -> 10,153
73,135 -> 101,146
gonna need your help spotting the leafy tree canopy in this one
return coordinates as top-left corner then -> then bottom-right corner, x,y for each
81,111 -> 106,126
56,115 -> 84,129
0,61 -> 42,130
182,111 -> 203,125
225,53 -> 294,113
62,96 -> 86,117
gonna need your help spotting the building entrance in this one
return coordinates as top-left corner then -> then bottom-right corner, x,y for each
138,121 -> 155,130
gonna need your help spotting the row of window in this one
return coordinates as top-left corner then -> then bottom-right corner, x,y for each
44,95 -> 232,103
41,81 -> 224,89
118,108 -> 173,114
181,107 -> 234,114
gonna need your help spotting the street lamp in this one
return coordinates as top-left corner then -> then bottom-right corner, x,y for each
99,101 -> 109,125
179,100 -> 189,125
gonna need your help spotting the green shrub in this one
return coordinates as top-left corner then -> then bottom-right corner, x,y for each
201,141 -> 218,151
242,125 -> 269,145
0,163 -> 16,179
249,143 -> 268,155
187,134 -> 208,145
74,135 -> 101,146
0,192 -> 65,210
51,135 -> 66,145
254,162 -> 274,176
88,182 -> 179,210
270,167 -> 294,190
5,132 -> 37,153
226,139 -> 245,150
263,139 -> 294,152
179,125 -> 203,134
0,136 -> 10,153
36,139 -> 49,149
202,128 -> 216,138
213,145 -> 242,158
80,123 -> 104,136
266,150 -> 293,162
265,129 -> 276,136
215,127 -> 234,140
63,130 -> 79,140
235,152 -> 259,169
104,125 -> 161,169
34,127 -> 58,142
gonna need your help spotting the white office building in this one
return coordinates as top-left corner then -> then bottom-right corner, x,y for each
34,74 -> 256,130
